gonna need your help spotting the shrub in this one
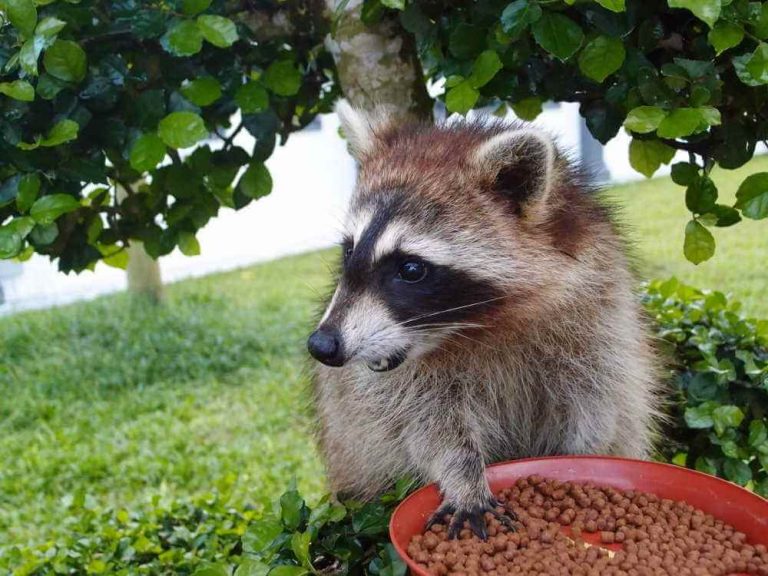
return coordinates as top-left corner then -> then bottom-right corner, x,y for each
0,480 -> 411,576
643,278 -> 768,493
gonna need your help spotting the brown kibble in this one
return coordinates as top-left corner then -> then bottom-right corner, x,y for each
407,475 -> 768,576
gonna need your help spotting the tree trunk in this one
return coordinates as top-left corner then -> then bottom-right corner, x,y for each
115,183 -> 164,303
326,0 -> 431,119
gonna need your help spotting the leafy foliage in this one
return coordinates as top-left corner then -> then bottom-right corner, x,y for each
0,479 -> 411,576
385,0 -> 768,263
2,0 -> 767,268
644,278 -> 768,493
0,0 -> 337,272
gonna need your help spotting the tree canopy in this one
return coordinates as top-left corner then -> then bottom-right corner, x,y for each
0,0 -> 767,271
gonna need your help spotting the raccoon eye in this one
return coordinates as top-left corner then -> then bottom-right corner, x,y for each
397,260 -> 428,283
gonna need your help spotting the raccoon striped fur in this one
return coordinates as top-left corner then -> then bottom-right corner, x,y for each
308,101 -> 661,536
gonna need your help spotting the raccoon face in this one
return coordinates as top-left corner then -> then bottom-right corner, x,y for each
307,101 -> 558,373
308,194 -> 503,372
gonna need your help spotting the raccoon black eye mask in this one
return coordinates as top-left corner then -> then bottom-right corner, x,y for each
308,239 -> 502,372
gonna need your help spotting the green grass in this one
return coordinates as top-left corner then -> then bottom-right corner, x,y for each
0,252 -> 336,547
0,157 -> 765,549
606,155 -> 768,317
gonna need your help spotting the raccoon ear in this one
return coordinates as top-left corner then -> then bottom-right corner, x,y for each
335,99 -> 395,161
473,129 -> 556,213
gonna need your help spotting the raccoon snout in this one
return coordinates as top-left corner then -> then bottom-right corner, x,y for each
307,328 -> 345,367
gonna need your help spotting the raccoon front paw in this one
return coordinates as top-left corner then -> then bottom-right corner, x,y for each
426,498 -> 517,540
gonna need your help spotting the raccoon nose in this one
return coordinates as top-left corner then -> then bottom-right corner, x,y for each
307,329 -> 344,367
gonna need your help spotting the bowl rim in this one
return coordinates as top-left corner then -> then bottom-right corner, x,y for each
388,454 -> 768,575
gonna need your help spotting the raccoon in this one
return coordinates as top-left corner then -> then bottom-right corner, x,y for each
308,101 -> 660,537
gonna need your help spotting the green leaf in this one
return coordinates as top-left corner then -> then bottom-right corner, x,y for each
578,35 -> 625,83
239,163 -> 272,199
723,458 -> 752,485
667,0 -> 721,27
734,172 -> 768,219
671,162 -> 699,185
35,16 -> 66,37
468,50 -> 502,89
656,107 -> 706,139
269,567 -> 308,576
746,43 -> 768,84
158,112 -> 207,149
16,173 -> 40,213
753,3 -> 768,39
181,77 -> 222,107
708,22 -> 744,54
0,80 -> 34,102
178,232 -> 201,256
733,53 -> 763,86
445,81 -> 479,115
624,106 -> 666,134
711,405 -> 745,436
628,138 -> 675,178
708,204 -> 741,227
291,531 -> 312,570
695,456 -> 718,475
242,515 -> 283,555
280,489 -> 304,530
381,0 -> 406,8
20,37 -> 43,76
197,15 -> 238,48
130,133 -> 167,172
511,96 -> 542,120
685,175 -> 717,214
45,119 -> 79,147
20,119 -> 80,150
192,564 -> 230,576
0,227 -> 23,259
532,12 -> 584,61
235,82 -> 269,114
500,0 -> 542,37
684,401 -> 716,428
102,246 -> 129,270
43,40 -> 87,83
683,219 -> 715,264
263,60 -> 302,96
29,222 -> 58,245
182,0 -> 211,15
4,0 -> 37,38
697,106 -> 721,126
749,420 -> 768,448
30,194 -> 80,225
2,216 -> 34,237
162,20 -> 203,56
235,559 -> 270,576
594,0 -> 625,12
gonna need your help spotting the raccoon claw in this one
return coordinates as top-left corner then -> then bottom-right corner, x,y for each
426,502 -> 455,531
448,507 -> 489,540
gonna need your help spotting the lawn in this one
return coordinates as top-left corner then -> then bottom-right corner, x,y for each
606,154 -> 768,317
0,157 -> 765,549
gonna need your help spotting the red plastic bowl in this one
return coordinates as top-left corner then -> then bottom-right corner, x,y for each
389,456 -> 768,576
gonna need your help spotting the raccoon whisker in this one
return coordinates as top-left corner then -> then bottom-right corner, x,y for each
449,330 -> 503,354
398,295 -> 510,328
413,322 -> 489,331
